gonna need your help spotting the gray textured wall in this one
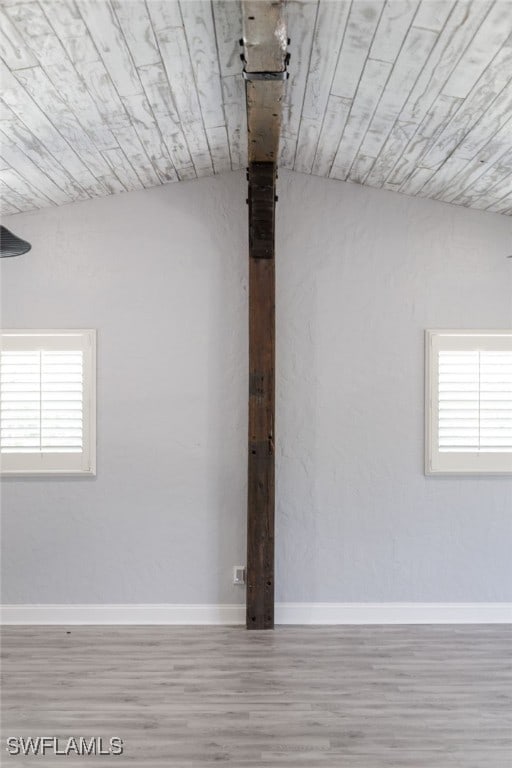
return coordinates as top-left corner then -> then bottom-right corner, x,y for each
1,170 -> 511,604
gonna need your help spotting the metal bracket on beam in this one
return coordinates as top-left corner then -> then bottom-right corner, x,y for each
242,70 -> 289,81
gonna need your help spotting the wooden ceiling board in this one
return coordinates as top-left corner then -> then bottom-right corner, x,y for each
0,0 -> 510,215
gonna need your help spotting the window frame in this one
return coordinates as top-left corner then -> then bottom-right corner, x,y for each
0,329 -> 96,476
425,329 -> 512,476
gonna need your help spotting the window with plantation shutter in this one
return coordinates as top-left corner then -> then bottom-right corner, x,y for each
0,331 -> 96,475
426,331 -> 512,474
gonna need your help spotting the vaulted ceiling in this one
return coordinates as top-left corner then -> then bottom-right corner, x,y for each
1,0 -> 511,216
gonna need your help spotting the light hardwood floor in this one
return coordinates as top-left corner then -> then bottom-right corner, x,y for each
1,625 -> 511,767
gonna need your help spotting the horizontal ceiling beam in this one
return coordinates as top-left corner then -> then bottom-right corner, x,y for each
242,1 -> 288,163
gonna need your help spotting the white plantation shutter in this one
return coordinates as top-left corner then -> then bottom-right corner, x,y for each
426,331 -> 512,474
1,350 -> 84,453
439,350 -> 512,452
0,331 -> 95,475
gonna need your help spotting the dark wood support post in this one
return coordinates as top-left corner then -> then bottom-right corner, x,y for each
241,1 -> 287,629
247,161 -> 276,629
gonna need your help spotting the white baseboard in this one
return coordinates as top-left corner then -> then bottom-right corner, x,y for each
275,602 -> 512,625
0,604 -> 245,625
2,602 -> 511,625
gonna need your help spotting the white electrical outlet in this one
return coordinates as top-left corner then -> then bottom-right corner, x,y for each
233,566 -> 246,585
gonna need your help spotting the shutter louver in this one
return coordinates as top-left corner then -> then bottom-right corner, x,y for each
438,350 -> 512,453
0,350 -> 84,454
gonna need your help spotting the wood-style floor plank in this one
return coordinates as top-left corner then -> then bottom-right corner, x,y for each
1,625 -> 511,767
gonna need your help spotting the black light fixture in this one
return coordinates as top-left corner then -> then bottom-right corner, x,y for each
0,226 -> 31,258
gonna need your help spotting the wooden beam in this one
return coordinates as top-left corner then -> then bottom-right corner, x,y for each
242,1 -> 287,164
242,1 -> 287,630
246,161 -> 276,630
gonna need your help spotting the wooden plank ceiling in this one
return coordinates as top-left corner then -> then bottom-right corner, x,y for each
0,0 -> 511,216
